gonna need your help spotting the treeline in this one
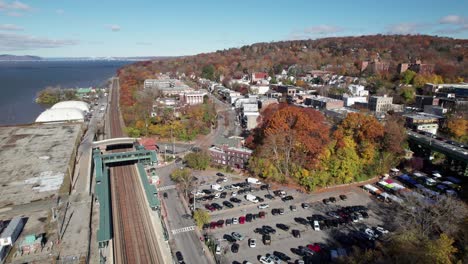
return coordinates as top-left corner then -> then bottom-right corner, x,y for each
35,86 -> 78,106
247,104 -> 407,190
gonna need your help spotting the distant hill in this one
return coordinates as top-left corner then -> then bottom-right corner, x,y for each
0,54 -> 42,61
119,34 -> 468,82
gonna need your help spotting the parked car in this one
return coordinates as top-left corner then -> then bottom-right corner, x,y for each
294,217 -> 309,225
256,196 -> 265,202
248,238 -> 256,248
339,194 -> 348,201
258,203 -> 270,209
215,244 -> 221,255
232,218 -> 238,225
223,234 -> 235,243
301,203 -> 310,209
313,220 -> 321,231
265,194 -> 275,200
163,192 -> 168,199
231,243 -> 239,253
276,223 -> 290,231
216,219 -> 225,228
223,201 -> 234,208
329,197 -> 337,203
259,211 -> 266,219
323,198 -> 330,205
290,205 -> 297,211
246,213 -> 253,222
210,221 -> 217,229
279,208 -> 285,215
292,229 -> 301,238
262,234 -> 271,245
273,251 -> 291,261
216,172 -> 224,177
231,232 -> 244,241
262,225 -> 276,234
230,197 -> 241,203
176,251 -> 184,263
260,184 -> 270,190
220,192 -> 227,199
225,218 -> 232,226
281,195 -> 294,202
271,208 -> 280,216
259,255 -> 274,264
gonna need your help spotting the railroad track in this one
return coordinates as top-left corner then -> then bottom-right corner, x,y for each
107,78 -> 162,264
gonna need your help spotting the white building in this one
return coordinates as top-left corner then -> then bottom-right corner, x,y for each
51,100 -> 90,113
348,84 -> 369,97
343,95 -> 368,107
182,91 -> 207,105
36,108 -> 85,123
250,85 -> 270,95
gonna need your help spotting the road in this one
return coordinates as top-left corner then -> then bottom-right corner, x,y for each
156,162 -> 214,263
407,130 -> 468,161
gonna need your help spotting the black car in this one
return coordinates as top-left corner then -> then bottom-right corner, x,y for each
254,227 -> 269,235
230,197 -> 241,203
260,184 -> 270,190
294,217 -> 309,225
292,229 -> 301,238
216,172 -> 225,177
329,196 -> 337,203
216,178 -> 224,184
256,196 -> 265,203
322,198 -> 330,205
301,203 -> 309,209
360,211 -> 369,218
276,223 -> 290,231
212,203 -> 222,210
231,243 -> 239,253
163,192 -> 168,198
273,251 -> 291,261
339,194 -> 348,201
262,225 -> 276,234
246,213 -> 253,222
281,195 -> 294,202
223,201 -> 234,208
202,189 -> 212,194
175,251 -> 184,263
220,192 -> 227,199
265,194 -> 275,200
223,234 -> 236,242
271,208 -> 280,216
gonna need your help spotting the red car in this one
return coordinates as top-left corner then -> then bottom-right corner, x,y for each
205,204 -> 216,212
307,243 -> 322,253
210,221 -> 217,229
217,219 -> 225,228
259,211 -> 266,219
239,216 -> 246,224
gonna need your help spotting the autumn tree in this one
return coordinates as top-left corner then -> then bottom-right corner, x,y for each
184,152 -> 210,170
170,168 -> 194,198
446,117 -> 468,143
193,209 -> 210,228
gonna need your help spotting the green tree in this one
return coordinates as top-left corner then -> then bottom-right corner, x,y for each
401,70 -> 417,84
170,168 -> 194,198
125,127 -> 141,137
201,64 -> 216,81
425,233 -> 458,264
184,152 -> 210,170
193,209 -> 210,229
399,86 -> 416,104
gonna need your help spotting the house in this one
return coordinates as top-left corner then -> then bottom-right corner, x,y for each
305,96 -> 344,110
404,113 -> 442,134
250,85 -> 270,95
209,144 -> 253,169
242,103 -> 260,130
348,85 -> 369,97
398,60 -> 434,75
415,95 -> 439,110
251,72 -> 269,84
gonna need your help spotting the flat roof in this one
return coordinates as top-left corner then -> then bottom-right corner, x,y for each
0,123 -> 82,207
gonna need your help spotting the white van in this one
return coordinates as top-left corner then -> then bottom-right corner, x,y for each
245,194 -> 259,203
246,177 -> 261,185
211,184 -> 224,191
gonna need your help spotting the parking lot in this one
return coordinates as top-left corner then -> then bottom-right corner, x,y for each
191,173 -> 387,263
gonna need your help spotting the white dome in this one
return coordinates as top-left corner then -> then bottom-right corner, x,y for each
51,100 -> 90,113
35,108 -> 85,123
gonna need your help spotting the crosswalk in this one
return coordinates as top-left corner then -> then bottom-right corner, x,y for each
157,185 -> 177,191
171,226 -> 196,235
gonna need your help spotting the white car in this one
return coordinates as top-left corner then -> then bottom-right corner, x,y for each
364,228 -> 376,240
375,226 -> 389,234
214,193 -> 221,199
231,185 -> 240,190
192,190 -> 204,197
313,220 -> 320,231
248,238 -> 256,248
259,255 -> 274,264
232,218 -> 238,225
258,203 -> 269,209
215,244 -> 221,255
231,191 -> 238,197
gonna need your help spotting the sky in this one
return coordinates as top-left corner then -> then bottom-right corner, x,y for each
0,0 -> 467,57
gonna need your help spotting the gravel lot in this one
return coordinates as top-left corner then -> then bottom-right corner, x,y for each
193,174 -> 387,264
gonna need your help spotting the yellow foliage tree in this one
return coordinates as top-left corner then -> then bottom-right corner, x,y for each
447,118 -> 468,140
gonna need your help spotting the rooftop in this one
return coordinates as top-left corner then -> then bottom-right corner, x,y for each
0,123 -> 82,207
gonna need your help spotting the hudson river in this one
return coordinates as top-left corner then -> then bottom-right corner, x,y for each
0,60 -> 130,125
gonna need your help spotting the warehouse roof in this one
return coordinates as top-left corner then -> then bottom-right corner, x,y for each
35,108 -> 84,123
51,100 -> 90,113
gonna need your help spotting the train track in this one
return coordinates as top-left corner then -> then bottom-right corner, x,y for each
108,78 -> 162,264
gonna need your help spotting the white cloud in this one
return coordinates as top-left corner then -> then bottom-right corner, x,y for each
0,23 -> 23,31
0,0 -> 30,11
439,15 -> 465,25
0,33 -> 78,51
55,9 -> 64,15
304,25 -> 344,35
106,24 -> 121,32
7,11 -> 22,16
386,23 -> 426,34
436,24 -> 468,34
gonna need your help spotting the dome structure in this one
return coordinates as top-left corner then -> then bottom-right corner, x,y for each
51,100 -> 90,113
35,108 -> 85,123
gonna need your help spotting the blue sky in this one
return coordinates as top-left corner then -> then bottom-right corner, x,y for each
0,0 -> 467,57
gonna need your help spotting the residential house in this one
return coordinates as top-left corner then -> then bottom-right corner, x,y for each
404,113 -> 442,134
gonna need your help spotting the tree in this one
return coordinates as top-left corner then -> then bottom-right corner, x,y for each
446,117 -> 468,142
401,70 -> 417,84
425,233 -> 458,264
184,152 -> 210,170
193,209 -> 210,229
201,64 -> 216,80
382,116 -> 407,155
170,168 -> 194,198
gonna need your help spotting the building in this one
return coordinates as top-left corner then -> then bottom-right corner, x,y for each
0,216 -> 25,246
348,85 -> 369,97
404,113 -> 441,134
343,95 -> 367,107
397,60 -> 434,75
182,91 -> 207,105
242,103 -> 260,130
250,85 -> 270,95
35,108 -> 85,123
19,234 -> 43,254
251,72 -> 268,84
75,87 -> 94,98
415,95 -> 439,110
275,85 -> 297,97
138,138 -> 158,151
423,83 -> 468,97
424,105 -> 448,116
305,96 -> 344,110
209,145 -> 253,169
51,100 -> 90,113
144,79 -> 193,96
368,95 -> 393,112
360,59 -> 390,74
